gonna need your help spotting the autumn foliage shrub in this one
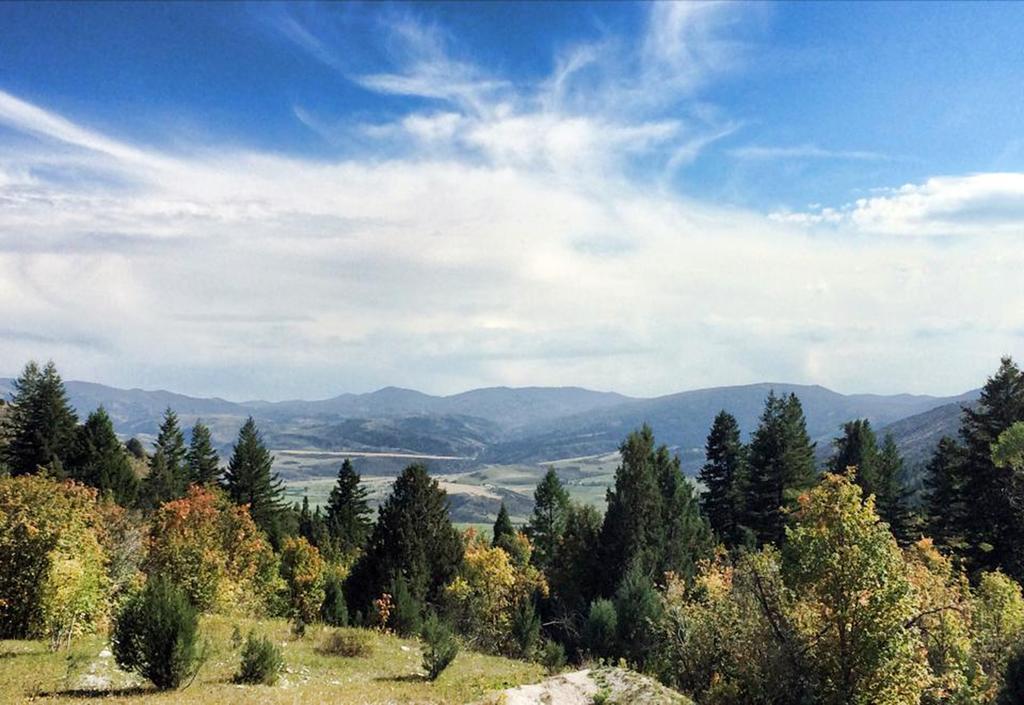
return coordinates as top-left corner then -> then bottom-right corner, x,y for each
279,535 -> 326,626
443,530 -> 547,655
0,475 -> 108,648
145,485 -> 282,615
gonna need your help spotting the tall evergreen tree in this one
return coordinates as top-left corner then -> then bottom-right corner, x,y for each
923,436 -> 968,551
142,448 -> 181,509
344,463 -> 463,617
492,502 -> 514,548
699,411 -> 746,546
828,419 -> 880,497
70,407 -> 139,505
599,425 -> 710,594
325,459 -> 372,558
546,502 -> 603,651
186,420 -> 219,485
656,445 -> 712,579
744,392 -> 816,547
223,417 -> 286,543
1,361 -> 78,476
141,408 -> 189,507
526,468 -> 571,571
875,433 -> 915,545
153,408 -> 187,479
297,495 -> 329,552
956,356 -> 1024,578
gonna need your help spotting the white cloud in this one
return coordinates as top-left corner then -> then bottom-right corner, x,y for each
0,7 -> 1021,400
773,173 -> 1024,236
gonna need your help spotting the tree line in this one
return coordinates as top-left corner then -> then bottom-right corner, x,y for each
2,357 -> 1024,703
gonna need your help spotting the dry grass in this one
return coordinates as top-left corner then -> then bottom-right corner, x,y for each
1,615 -> 544,704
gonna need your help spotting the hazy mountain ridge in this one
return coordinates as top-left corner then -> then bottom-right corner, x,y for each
0,377 -> 978,475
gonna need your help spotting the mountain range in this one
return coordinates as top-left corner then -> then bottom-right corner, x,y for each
0,376 -> 977,476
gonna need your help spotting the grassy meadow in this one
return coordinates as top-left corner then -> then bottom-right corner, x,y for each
0,617 -> 544,705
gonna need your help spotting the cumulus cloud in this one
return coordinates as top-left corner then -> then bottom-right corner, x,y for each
0,6 -> 1021,400
773,173 -> 1024,236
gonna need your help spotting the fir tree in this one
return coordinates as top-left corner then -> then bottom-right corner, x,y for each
656,444 -> 712,579
140,409 -> 189,508
526,468 -> 570,571
186,420 -> 219,485
546,502 -> 603,650
744,392 -> 816,547
828,419 -> 880,497
875,434 -> 915,545
143,449 -> 182,508
70,407 -> 138,505
344,463 -> 463,616
153,408 -> 187,482
297,496 -> 329,552
325,459 -> 372,558
1,360 -> 78,476
699,411 -> 746,546
923,436 -> 968,551
956,356 -> 1024,578
599,425 -> 710,594
223,417 -> 286,543
492,502 -> 514,548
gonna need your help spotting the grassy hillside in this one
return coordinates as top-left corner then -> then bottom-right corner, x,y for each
0,617 -> 543,705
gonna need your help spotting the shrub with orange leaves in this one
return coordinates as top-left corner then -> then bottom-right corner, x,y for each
146,485 -> 282,615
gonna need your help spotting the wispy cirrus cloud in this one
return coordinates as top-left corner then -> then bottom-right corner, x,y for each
278,2 -> 750,178
1,5 -> 1022,401
730,143 -> 891,161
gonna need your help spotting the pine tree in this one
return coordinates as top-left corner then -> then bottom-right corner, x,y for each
325,459 -> 372,559
298,496 -> 314,543
297,496 -> 329,552
1,361 -> 78,476
923,436 -> 968,551
744,392 -> 816,547
828,419 -> 880,497
875,434 -> 915,545
153,408 -> 187,481
526,468 -> 570,571
599,425 -> 710,594
656,445 -> 712,580
186,420 -> 219,485
70,407 -> 138,505
344,463 -> 463,616
223,417 -> 286,543
546,502 -> 602,649
699,411 -> 746,546
956,356 -> 1024,578
143,449 -> 182,508
492,502 -> 514,548
141,409 -> 189,508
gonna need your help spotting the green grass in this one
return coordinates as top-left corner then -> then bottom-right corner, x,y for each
0,616 -> 544,704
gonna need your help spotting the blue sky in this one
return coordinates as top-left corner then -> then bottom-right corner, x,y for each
1,2 -> 1023,400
